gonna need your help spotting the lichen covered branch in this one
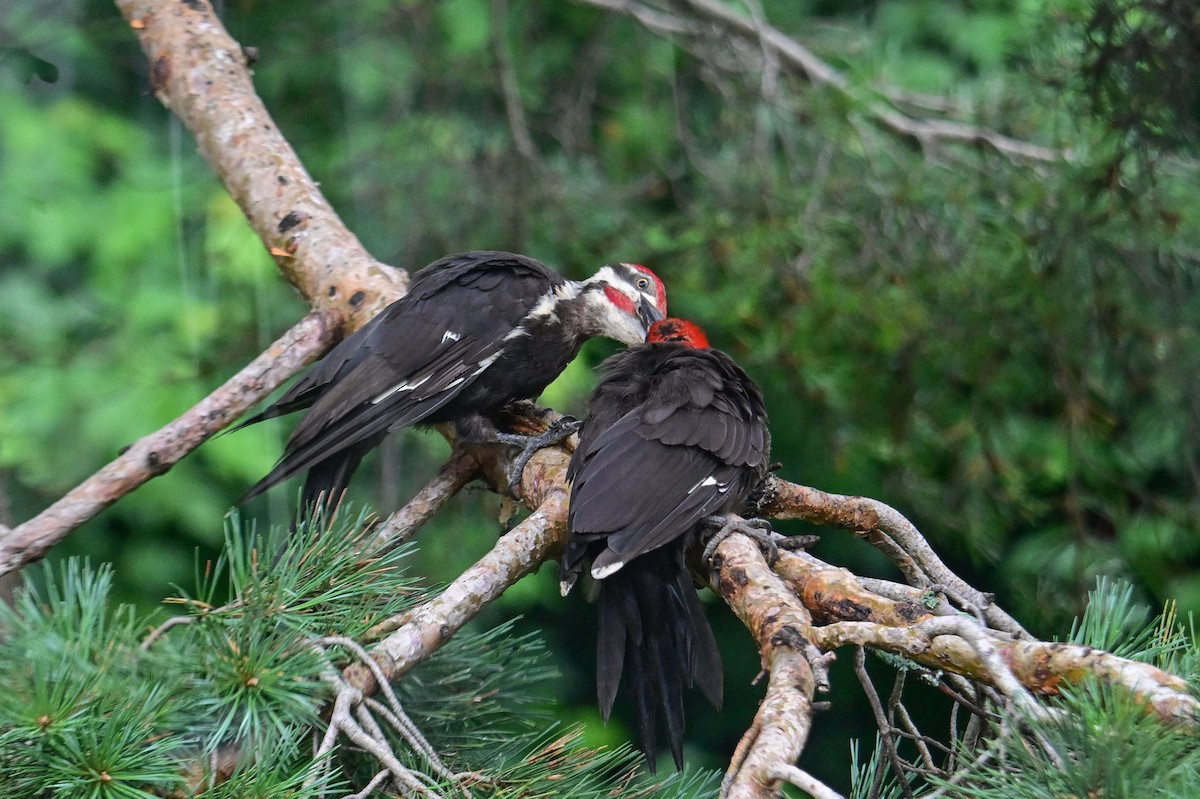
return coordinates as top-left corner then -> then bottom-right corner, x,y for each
707,533 -> 825,799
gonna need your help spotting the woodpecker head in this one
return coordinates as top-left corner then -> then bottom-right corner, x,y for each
648,318 -> 710,348
576,263 -> 668,345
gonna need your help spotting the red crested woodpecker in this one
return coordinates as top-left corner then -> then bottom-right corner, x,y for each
239,250 -> 667,509
561,317 -> 771,769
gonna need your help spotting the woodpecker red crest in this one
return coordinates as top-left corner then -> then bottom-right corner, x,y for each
647,317 -> 708,347
561,317 -> 771,769
239,251 -> 667,509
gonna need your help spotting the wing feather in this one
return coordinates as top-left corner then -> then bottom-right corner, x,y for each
241,251 -> 560,500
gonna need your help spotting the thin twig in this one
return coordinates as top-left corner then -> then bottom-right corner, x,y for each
674,0 -> 1067,162
854,647 -> 915,799
370,449 -> 480,551
347,450 -> 572,694
889,672 -> 938,772
491,0 -> 541,163
765,764 -> 847,799
140,615 -> 195,650
315,636 -> 455,780
342,770 -> 391,799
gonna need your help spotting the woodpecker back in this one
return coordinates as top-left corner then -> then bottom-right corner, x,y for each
562,317 -> 771,769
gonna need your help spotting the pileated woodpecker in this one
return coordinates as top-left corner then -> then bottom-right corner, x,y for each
239,251 -> 667,509
560,318 -> 771,769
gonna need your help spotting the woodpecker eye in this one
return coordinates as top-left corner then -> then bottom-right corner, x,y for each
635,277 -> 650,290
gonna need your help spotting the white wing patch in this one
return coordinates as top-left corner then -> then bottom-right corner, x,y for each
687,475 -> 721,494
370,351 -> 502,406
472,352 -> 501,375
371,373 -> 433,404
441,330 -> 462,343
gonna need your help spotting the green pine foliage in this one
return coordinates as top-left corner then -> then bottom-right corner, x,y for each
933,682 -> 1200,799
0,513 -> 721,797
847,578 -> 1200,799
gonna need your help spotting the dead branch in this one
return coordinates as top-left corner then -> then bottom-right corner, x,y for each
0,0 -> 415,575
0,315 -> 331,577
370,448 -> 481,551
573,0 -> 1069,163
345,441 -> 573,694
707,532 -> 825,799
760,476 -> 1029,638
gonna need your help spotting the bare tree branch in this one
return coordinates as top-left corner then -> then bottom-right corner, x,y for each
0,0 -> 417,574
114,0 -> 407,323
0,314 -> 332,577
574,0 -> 1069,163
345,441 -> 573,694
370,448 -> 481,551
760,476 -> 1029,638
707,532 -> 822,799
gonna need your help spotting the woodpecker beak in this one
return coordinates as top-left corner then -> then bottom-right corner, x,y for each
637,297 -> 665,331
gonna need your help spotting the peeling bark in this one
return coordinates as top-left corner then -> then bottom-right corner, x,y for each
708,534 -> 821,799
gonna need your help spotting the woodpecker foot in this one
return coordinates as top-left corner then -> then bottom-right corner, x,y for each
702,514 -> 777,566
494,416 -> 584,498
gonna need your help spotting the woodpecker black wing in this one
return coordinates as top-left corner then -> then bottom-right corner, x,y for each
566,348 -> 770,577
240,251 -> 564,503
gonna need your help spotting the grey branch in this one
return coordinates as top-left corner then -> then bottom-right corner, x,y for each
0,314 -> 332,577
0,0 -> 418,575
371,448 -> 481,551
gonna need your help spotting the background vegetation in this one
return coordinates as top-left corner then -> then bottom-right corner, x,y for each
2,0 -> 1198,789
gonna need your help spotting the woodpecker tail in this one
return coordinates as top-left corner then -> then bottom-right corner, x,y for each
595,544 -> 723,771
238,435 -> 381,514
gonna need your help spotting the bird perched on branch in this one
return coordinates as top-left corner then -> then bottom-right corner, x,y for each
560,317 -> 771,770
239,250 -> 667,510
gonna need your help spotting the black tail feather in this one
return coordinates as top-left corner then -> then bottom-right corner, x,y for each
595,544 -> 722,771
238,434 -> 382,512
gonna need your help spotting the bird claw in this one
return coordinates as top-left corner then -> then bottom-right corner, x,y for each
701,515 -> 777,566
699,516 -> 817,567
499,416 -> 584,498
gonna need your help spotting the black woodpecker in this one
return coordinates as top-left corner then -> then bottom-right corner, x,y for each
561,317 -> 771,770
239,250 -> 667,509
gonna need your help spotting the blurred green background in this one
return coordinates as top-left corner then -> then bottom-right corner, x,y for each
2,0 -> 1198,783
